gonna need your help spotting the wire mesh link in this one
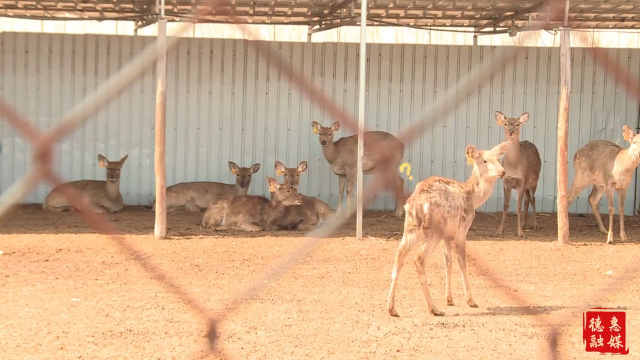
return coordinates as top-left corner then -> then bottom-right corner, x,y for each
0,0 -> 637,358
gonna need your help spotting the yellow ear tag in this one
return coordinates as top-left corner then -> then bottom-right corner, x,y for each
99,162 -> 105,168
624,133 -> 631,141
312,128 -> 318,134
231,169 -> 237,175
466,155 -> 474,165
268,184 -> 276,192
276,170 -> 283,176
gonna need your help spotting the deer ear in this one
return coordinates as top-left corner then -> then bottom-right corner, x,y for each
495,111 -> 506,126
118,154 -> 129,165
250,163 -> 261,174
297,161 -> 308,173
623,125 -> 635,142
228,161 -> 239,174
518,112 -> 530,124
266,176 -> 278,192
311,121 -> 321,134
98,154 -> 108,168
465,145 -> 478,165
274,161 -> 286,176
331,121 -> 341,132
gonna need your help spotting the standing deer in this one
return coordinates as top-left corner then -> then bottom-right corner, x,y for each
494,111 -> 542,238
202,176 -> 303,232
567,125 -> 640,244
43,154 -> 129,212
387,141 -> 511,317
273,160 -> 333,231
311,121 -> 406,217
147,161 -> 261,212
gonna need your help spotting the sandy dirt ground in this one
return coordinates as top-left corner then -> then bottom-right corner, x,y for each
1,204 -> 639,360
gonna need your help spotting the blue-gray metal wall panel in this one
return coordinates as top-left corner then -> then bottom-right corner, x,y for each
1,33 -> 639,215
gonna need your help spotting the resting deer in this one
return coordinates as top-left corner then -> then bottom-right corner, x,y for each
567,125 -> 640,244
272,160 -> 333,231
43,154 -> 129,213
202,176 -> 303,232
147,161 -> 260,212
387,141 -> 511,317
494,111 -> 542,238
311,121 -> 406,217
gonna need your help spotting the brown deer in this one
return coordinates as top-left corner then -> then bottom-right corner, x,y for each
202,176 -> 303,232
567,125 -> 640,244
43,154 -> 129,212
494,111 -> 542,238
311,121 -> 406,217
387,141 -> 511,317
147,161 -> 261,212
272,160 -> 333,231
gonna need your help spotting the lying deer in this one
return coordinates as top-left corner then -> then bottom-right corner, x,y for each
202,176 -> 303,232
311,121 -> 406,217
567,125 -> 640,244
494,111 -> 542,237
43,154 -> 129,213
272,160 -> 333,231
387,141 -> 511,317
147,161 -> 260,212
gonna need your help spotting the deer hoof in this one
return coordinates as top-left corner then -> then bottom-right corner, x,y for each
446,297 -> 455,306
620,232 -> 627,242
388,307 -> 399,317
517,230 -> 524,238
431,309 -> 445,316
468,300 -> 479,308
532,224 -> 540,231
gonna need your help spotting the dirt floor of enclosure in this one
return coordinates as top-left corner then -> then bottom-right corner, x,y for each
1,205 -> 640,359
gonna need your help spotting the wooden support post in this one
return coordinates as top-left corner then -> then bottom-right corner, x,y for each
556,26 -> 571,245
356,0 -> 367,241
154,19 -> 167,239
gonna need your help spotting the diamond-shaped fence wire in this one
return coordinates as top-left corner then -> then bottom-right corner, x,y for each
0,0 -> 639,358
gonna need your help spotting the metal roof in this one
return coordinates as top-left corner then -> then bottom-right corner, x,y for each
1,1 -> 640,32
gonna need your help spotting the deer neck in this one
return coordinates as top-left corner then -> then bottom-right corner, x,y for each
235,184 -> 249,195
105,179 -> 121,199
464,168 -> 497,209
616,148 -> 640,174
263,198 -> 286,226
321,142 -> 340,164
503,137 -> 522,167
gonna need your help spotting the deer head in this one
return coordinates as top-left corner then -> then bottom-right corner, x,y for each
228,161 -> 261,190
274,160 -> 308,189
98,154 -> 128,183
311,121 -> 341,147
266,176 -> 303,206
495,111 -> 529,140
623,125 -> 640,158
465,141 -> 511,179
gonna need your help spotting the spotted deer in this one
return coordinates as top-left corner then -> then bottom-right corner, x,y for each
494,111 -> 542,238
272,160 -> 333,231
43,154 -> 129,213
387,141 -> 511,317
311,121 -> 406,217
147,161 -> 260,212
567,125 -> 640,244
202,176 -> 303,232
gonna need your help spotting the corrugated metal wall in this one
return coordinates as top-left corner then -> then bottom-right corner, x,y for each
1,32 -> 639,215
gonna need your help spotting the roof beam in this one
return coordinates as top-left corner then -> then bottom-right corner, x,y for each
475,2 -> 546,32
311,0 -> 357,22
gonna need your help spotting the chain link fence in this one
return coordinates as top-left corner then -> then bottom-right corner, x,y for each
0,0 -> 638,358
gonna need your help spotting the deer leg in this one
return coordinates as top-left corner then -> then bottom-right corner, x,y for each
567,176 -> 589,209
346,173 -> 356,212
618,188 -> 627,242
523,190 -> 530,230
337,175 -> 346,213
455,234 -> 477,308
395,174 -> 405,218
414,235 -> 444,316
387,232 -> 413,317
588,185 -> 607,235
496,184 -> 511,236
528,187 -> 540,230
605,187 -> 615,244
441,238 -> 454,306
515,186 -> 525,238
